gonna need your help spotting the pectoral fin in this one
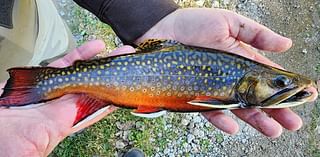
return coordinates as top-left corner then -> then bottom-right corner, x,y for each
188,98 -> 240,109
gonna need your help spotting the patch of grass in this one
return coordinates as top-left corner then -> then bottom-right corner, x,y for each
51,109 -> 169,156
308,63 -> 320,156
200,138 -> 211,151
307,102 -> 320,157
69,5 -> 117,51
175,0 -> 213,8
215,133 -> 224,144
51,110 -> 120,156
316,62 -> 320,73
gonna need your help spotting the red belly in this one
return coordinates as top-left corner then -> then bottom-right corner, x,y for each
45,85 -> 214,112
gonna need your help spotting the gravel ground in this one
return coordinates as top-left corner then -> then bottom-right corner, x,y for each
53,0 -> 320,156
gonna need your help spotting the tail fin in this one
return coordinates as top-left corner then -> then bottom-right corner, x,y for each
0,67 -> 46,107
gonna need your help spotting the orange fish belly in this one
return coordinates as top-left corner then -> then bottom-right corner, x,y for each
45,85 -> 214,112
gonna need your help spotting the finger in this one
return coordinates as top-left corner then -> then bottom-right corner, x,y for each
224,10 -> 292,52
238,43 -> 283,69
227,42 -> 283,69
305,86 -> 318,102
202,111 -> 239,135
0,83 -> 4,94
108,45 -> 136,57
262,108 -> 302,131
49,40 -> 106,67
232,109 -> 283,138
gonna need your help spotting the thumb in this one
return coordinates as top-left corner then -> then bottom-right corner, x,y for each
49,40 -> 106,67
108,45 -> 136,57
224,10 -> 292,52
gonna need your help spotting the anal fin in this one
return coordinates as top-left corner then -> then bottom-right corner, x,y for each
73,95 -> 110,127
130,106 -> 166,118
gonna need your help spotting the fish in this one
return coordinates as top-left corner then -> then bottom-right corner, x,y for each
0,39 -> 316,127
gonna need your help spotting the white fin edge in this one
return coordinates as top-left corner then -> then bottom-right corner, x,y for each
187,101 -> 240,109
262,101 -> 306,109
72,106 -> 110,129
131,110 -> 167,118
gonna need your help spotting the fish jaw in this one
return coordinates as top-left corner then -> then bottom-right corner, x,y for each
262,80 -> 317,108
235,66 -> 317,108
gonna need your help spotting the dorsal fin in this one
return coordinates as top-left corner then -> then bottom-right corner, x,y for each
136,39 -> 181,52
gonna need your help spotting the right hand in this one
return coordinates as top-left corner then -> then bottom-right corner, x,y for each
135,8 -> 318,138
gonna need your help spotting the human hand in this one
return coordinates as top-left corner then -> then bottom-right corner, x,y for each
136,8 -> 318,138
0,40 -> 135,156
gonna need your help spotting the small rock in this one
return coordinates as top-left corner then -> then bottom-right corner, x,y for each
183,142 -> 188,148
188,122 -> 195,129
223,0 -> 230,5
115,140 -> 126,149
122,121 -> 134,130
187,134 -> 195,143
302,49 -> 308,54
316,126 -> 320,134
135,121 -> 145,131
149,137 -> 156,142
205,121 -> 211,127
181,119 -> 190,126
59,11 -> 65,16
239,0 -> 247,3
115,131 -> 122,137
198,121 -> 204,128
195,0 -> 205,6
114,37 -> 123,46
212,1 -> 220,8
164,148 -> 170,154
116,122 -> 123,130
193,116 -> 202,123
122,131 -> 129,141
193,129 -> 205,138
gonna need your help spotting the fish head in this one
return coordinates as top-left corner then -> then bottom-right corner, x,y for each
236,67 -> 316,108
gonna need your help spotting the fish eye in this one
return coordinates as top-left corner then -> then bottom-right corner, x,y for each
273,75 -> 291,88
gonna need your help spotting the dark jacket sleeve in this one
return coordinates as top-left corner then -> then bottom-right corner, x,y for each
73,0 -> 179,45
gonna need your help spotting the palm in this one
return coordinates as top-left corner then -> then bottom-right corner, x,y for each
0,95 -> 76,156
137,8 -> 317,137
0,40 -> 122,156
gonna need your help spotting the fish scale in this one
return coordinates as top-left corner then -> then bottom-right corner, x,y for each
0,39 -> 315,126
38,46 -> 255,101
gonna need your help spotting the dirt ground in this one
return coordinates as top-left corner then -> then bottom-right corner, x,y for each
225,0 -> 320,156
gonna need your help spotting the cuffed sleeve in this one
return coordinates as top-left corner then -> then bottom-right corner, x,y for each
73,0 -> 179,45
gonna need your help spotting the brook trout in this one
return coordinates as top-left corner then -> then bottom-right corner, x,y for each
0,39 -> 316,126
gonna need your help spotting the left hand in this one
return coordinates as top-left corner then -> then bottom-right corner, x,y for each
0,40 -> 134,156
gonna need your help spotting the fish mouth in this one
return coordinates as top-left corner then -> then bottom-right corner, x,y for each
261,86 -> 314,108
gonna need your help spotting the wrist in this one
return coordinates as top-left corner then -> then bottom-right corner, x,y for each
74,0 -> 179,45
135,9 -> 180,44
